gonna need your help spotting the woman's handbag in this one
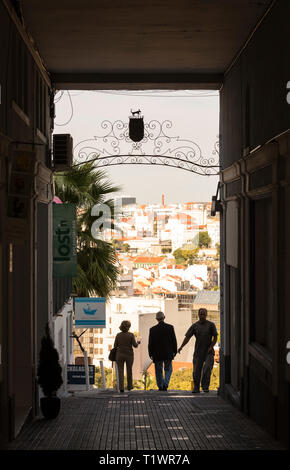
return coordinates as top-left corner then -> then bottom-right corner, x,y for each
108,347 -> 117,362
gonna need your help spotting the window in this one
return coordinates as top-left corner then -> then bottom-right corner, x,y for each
35,72 -> 47,135
250,197 -> 273,352
12,31 -> 28,115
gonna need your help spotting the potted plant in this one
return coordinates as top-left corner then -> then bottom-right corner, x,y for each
37,323 -> 63,419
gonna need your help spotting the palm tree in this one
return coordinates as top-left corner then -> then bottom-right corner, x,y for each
54,160 -> 122,298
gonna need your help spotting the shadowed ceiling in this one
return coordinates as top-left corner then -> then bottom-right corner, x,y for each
21,0 -> 274,89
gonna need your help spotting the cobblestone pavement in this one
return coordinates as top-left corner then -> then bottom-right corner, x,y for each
4,390 -> 284,451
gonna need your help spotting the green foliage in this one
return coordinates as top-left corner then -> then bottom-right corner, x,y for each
37,323 -> 63,397
111,239 -> 121,250
209,365 -> 220,390
198,231 -> 212,248
75,240 -> 120,298
173,247 -> 200,265
169,365 -> 219,391
168,368 -> 193,390
137,371 -> 158,390
54,160 -> 121,298
95,365 -> 220,391
215,242 -> 220,257
94,366 -> 114,388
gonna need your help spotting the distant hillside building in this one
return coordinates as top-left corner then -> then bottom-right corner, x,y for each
115,195 -> 137,207
133,256 -> 164,268
192,290 -> 220,332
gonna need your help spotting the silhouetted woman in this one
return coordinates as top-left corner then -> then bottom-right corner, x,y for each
114,320 -> 140,392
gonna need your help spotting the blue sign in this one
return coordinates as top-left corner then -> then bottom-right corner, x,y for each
67,365 -> 95,385
75,297 -> 106,328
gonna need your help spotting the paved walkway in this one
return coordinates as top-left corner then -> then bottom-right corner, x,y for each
4,389 -> 284,451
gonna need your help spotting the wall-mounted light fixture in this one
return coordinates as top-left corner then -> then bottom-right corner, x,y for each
211,182 -> 222,216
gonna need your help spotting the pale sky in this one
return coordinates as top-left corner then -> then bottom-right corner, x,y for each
54,90 -> 220,205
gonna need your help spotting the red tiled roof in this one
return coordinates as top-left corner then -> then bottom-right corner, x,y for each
176,291 -> 196,295
133,256 -> 164,264
167,275 -> 182,281
151,287 -> 172,294
155,215 -> 168,221
135,280 -> 151,287
133,289 -> 143,295
160,264 -> 185,270
119,236 -> 143,241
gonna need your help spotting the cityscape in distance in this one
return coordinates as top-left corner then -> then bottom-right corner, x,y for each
71,195 -> 220,389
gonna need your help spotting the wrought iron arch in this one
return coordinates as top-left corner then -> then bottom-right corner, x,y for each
74,115 -> 220,176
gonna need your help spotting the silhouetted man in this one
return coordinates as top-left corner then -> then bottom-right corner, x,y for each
178,308 -> 218,393
148,311 -> 177,391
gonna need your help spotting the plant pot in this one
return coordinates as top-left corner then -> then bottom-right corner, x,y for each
40,396 -> 61,419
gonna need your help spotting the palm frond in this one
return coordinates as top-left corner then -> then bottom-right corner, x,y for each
55,160 -> 122,298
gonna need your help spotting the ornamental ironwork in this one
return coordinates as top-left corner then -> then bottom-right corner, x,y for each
74,112 -> 220,176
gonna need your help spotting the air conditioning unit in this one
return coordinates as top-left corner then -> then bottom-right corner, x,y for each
53,134 -> 73,170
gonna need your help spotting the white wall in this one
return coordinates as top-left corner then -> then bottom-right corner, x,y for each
132,298 -> 195,379
53,297 -> 74,395
102,296 -> 163,372
139,298 -> 195,369
207,220 -> 220,247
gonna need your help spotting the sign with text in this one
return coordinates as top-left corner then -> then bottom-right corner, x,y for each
75,297 -> 106,328
53,203 -> 77,277
7,148 -> 36,218
67,364 -> 95,385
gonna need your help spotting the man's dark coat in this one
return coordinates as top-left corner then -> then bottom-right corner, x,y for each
148,321 -> 177,362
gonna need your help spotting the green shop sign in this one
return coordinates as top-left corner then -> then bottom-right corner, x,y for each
53,203 -> 77,277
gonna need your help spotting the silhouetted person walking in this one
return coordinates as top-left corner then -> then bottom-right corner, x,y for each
114,320 -> 140,392
148,311 -> 177,391
178,308 -> 218,393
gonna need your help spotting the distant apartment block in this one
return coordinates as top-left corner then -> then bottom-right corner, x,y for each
192,290 -> 220,333
113,269 -> 134,296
